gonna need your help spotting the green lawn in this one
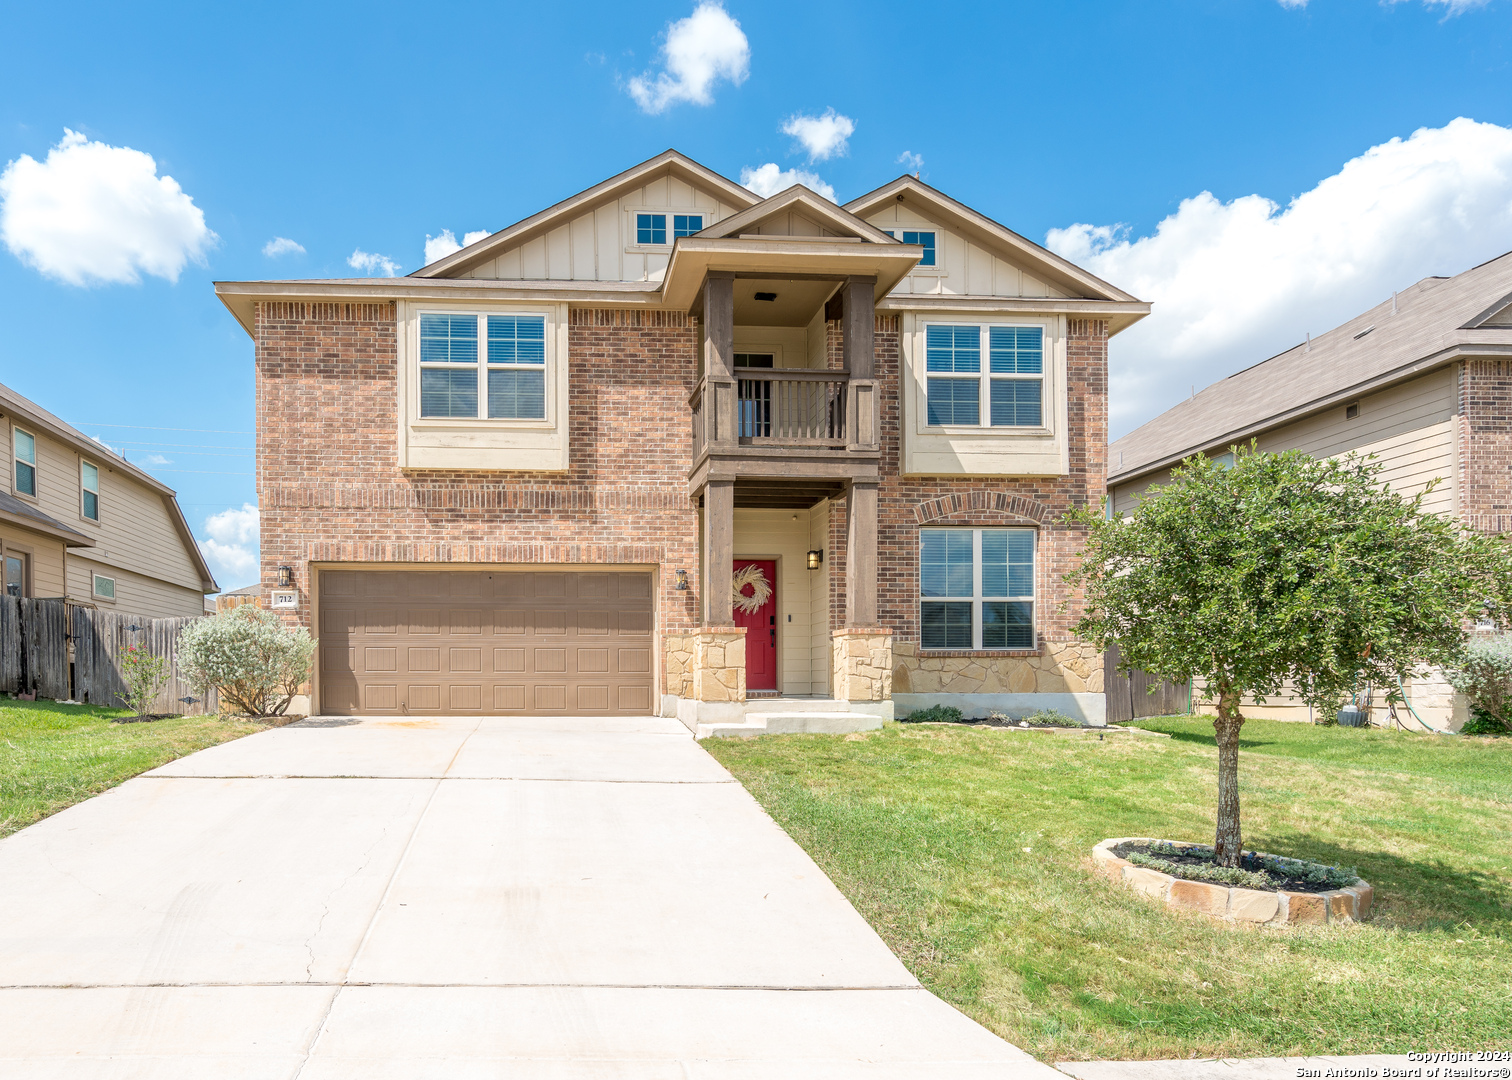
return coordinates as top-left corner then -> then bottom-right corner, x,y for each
704,717 -> 1512,1063
0,698 -> 267,839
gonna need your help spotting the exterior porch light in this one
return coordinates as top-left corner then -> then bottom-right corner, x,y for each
807,549 -> 824,571
674,569 -> 690,590
277,565 -> 294,588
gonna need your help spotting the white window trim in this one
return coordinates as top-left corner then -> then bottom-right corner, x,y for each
413,309 -> 555,429
883,228 -> 946,275
919,526 -> 1036,651
12,425 -> 38,501
919,321 -> 1050,435
92,573 -> 117,602
622,206 -> 712,253
81,459 -> 100,522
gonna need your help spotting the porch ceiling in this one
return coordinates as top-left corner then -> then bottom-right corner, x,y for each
733,277 -> 839,328
732,478 -> 846,509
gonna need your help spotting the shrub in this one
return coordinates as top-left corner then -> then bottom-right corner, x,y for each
177,606 -> 315,717
1445,634 -> 1512,733
902,704 -> 964,724
118,645 -> 169,716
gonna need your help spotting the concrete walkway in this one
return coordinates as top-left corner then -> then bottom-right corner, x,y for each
0,713 -> 1059,1078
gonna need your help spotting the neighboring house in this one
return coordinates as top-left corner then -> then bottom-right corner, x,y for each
215,150 -> 1147,727
1109,252 -> 1512,729
0,381 -> 217,617
215,582 -> 261,613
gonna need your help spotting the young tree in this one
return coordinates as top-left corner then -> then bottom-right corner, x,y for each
118,644 -> 169,717
177,605 -> 315,717
1068,447 -> 1512,866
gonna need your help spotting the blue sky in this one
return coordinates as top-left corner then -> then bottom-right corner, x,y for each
1,0 -> 1510,589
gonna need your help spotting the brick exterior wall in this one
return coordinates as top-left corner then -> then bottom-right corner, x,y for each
1459,358 -> 1512,535
254,303 -> 703,669
255,302 -> 1107,704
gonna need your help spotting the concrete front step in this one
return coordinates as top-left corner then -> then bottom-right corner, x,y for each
741,697 -> 851,714
697,711 -> 883,740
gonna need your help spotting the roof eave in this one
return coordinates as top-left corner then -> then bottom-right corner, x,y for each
661,238 -> 923,310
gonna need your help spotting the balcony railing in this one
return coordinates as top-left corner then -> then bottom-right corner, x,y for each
692,369 -> 877,460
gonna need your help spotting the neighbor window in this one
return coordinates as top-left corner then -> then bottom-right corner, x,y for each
4,553 -> 27,597
920,527 -> 1035,650
419,313 -> 546,421
636,214 -> 667,245
673,214 -> 703,237
81,461 -> 100,521
886,229 -> 937,267
925,324 -> 1043,429
13,428 -> 36,497
92,574 -> 116,600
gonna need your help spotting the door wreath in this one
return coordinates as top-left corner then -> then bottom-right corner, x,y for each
732,563 -> 773,615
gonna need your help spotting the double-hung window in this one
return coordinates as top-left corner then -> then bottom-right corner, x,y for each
673,214 -> 703,237
419,313 -> 546,421
81,461 -> 100,521
885,229 -> 937,267
925,324 -> 1043,429
920,527 -> 1035,650
636,213 -> 702,245
13,429 -> 36,497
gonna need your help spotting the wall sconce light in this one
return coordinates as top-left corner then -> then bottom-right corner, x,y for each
674,569 -> 690,591
277,565 -> 294,588
807,549 -> 824,571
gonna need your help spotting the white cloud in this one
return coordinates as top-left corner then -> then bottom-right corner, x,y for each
262,236 -> 305,258
348,248 -> 401,276
1388,0 -> 1491,14
627,1 -> 750,114
782,109 -> 855,162
1045,117 -> 1512,438
740,163 -> 836,202
201,503 -> 259,583
423,228 -> 491,265
0,129 -> 215,286
90,434 -> 121,455
897,150 -> 924,176
143,453 -> 172,465
1276,0 -> 1308,8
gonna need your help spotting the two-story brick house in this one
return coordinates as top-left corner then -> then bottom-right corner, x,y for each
216,151 -> 1147,731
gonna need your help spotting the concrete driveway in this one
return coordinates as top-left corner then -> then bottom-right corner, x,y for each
0,714 -> 1058,1078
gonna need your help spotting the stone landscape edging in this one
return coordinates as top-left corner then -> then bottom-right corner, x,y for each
1092,837 -> 1373,925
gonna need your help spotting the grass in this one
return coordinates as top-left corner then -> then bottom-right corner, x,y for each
0,697 -> 267,839
703,716 -> 1512,1062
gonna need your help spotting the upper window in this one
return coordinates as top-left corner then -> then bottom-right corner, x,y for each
13,428 -> 36,497
81,461 -> 100,521
920,528 -> 1035,650
636,214 -> 667,245
419,313 -> 546,421
886,229 -> 937,267
925,324 -> 1043,429
673,214 -> 703,238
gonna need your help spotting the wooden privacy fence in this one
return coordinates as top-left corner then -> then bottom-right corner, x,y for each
1104,641 -> 1190,724
0,596 -> 217,714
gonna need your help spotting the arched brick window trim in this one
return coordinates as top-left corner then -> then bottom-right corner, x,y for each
913,491 -> 1051,527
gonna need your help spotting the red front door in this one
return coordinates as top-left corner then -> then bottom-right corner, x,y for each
732,559 -> 777,691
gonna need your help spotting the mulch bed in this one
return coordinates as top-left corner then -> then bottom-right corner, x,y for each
1111,840 -> 1345,893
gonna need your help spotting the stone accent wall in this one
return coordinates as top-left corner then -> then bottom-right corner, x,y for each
1459,358 -> 1512,535
254,303 -> 704,691
830,315 -> 1107,697
691,627 -> 746,703
832,627 -> 893,702
664,632 -> 695,699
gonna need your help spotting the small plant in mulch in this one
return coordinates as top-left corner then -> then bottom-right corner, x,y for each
118,644 -> 170,720
110,713 -> 183,725
900,704 -> 965,724
1112,839 -> 1360,894
901,705 -> 1087,729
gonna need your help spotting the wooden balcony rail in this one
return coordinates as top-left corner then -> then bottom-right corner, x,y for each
692,370 -> 878,457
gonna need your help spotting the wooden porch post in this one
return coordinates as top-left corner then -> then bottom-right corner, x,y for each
844,479 -> 878,627
703,272 -> 737,449
842,276 -> 879,451
702,478 -> 735,626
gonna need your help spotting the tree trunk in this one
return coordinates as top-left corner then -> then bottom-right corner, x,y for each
1212,689 -> 1246,867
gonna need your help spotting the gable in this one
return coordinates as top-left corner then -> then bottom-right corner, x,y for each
699,186 -> 898,244
458,173 -> 749,285
1481,300 -> 1512,327
861,203 -> 1067,299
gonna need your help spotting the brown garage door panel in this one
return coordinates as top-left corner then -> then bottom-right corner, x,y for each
320,570 -> 655,716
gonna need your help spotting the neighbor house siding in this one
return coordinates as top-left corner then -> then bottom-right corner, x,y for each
0,524 -> 66,597
65,555 -> 205,617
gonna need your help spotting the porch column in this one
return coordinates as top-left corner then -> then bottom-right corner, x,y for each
702,478 -> 735,626
842,276 -> 879,451
844,479 -> 878,627
703,272 -> 737,449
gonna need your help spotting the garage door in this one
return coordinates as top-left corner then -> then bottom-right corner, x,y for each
318,570 -> 654,716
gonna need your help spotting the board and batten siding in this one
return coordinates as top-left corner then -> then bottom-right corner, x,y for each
458,175 -> 744,284
1111,367 -> 1459,516
862,205 -> 1069,299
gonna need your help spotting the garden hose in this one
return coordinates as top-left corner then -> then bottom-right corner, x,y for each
1397,675 -> 1452,735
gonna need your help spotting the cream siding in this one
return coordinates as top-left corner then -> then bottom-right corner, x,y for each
66,554 -> 205,618
862,205 -> 1067,299
461,178 -> 743,284
0,524 -> 67,597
